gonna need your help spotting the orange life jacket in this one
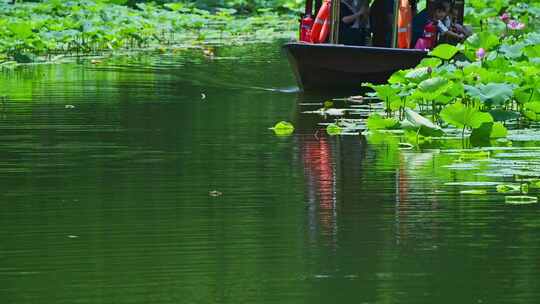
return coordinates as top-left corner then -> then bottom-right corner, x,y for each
397,0 -> 412,48
310,0 -> 332,44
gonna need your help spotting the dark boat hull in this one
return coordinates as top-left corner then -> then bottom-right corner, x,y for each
283,42 -> 427,92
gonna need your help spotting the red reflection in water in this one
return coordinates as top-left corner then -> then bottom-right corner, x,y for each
302,135 -> 336,237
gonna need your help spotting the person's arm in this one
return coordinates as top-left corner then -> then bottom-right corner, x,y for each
342,7 -> 367,24
438,20 -> 464,41
442,30 -> 465,41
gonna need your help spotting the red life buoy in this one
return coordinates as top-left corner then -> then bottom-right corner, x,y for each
397,0 -> 412,48
310,0 -> 331,43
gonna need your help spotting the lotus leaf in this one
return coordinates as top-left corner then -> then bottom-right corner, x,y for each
366,114 -> 400,130
466,32 -> 500,51
524,45 -> 540,58
440,102 -> 493,130
464,83 -> 514,106
418,58 -> 442,68
505,196 -> 538,205
363,83 -> 400,102
8,22 -> 33,39
388,70 -> 407,84
429,44 -> 459,60
489,109 -> 520,121
404,109 -> 444,137
326,123 -> 342,136
405,67 -> 431,83
271,121 -> 294,136
500,43 -> 525,59
523,102 -> 540,121
470,122 -> 508,142
460,189 -> 487,195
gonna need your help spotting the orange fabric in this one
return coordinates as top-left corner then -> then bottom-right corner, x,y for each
310,0 -> 331,43
397,0 -> 412,48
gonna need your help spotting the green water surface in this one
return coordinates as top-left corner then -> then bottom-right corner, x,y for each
1,43 -> 540,304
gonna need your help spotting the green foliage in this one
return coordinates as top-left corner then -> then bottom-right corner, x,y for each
366,114 -> 399,130
428,44 -> 459,60
326,123 -> 342,136
440,102 -> 493,130
403,109 -> 444,137
0,0 -> 297,62
271,121 -> 294,135
464,83 -> 515,106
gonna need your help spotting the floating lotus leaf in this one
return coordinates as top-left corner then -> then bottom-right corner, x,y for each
366,114 -> 400,130
429,44 -> 459,60
326,123 -> 342,136
496,184 -> 521,193
505,196 -> 538,205
460,189 -> 487,195
440,102 -> 493,130
271,121 -> 294,136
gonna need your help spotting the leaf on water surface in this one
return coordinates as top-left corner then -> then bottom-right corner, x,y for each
460,189 -> 487,195
366,114 -> 400,130
445,181 -> 500,186
209,190 -> 223,197
271,121 -> 294,136
429,44 -> 459,60
505,196 -> 538,205
464,83 -> 515,106
496,184 -> 521,193
440,102 -> 493,130
326,123 -> 342,136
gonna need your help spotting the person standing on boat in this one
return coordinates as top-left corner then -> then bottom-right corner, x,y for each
370,0 -> 395,47
339,0 -> 370,46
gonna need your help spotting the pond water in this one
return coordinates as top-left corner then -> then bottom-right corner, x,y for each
1,42 -> 540,304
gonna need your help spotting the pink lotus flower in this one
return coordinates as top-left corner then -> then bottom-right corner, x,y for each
500,13 -> 510,23
476,48 -> 486,60
507,20 -> 525,30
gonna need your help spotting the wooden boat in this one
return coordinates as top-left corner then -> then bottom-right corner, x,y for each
284,42 -> 427,91
284,0 -> 465,92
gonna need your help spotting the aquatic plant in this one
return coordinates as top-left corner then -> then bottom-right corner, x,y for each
270,121 -> 295,136
352,0 -> 540,146
0,1 -> 297,63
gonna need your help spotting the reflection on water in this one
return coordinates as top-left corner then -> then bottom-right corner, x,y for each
1,42 -> 540,304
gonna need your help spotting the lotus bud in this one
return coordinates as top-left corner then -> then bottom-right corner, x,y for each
476,48 -> 486,60
500,13 -> 510,23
